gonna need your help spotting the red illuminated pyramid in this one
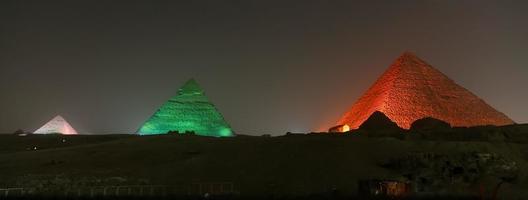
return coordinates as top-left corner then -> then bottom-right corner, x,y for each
333,52 -> 514,131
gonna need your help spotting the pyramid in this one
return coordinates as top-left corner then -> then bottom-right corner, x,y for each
34,115 -> 79,135
138,79 -> 233,137
332,52 -> 514,131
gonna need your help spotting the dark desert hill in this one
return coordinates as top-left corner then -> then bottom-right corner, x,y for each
0,134 -> 133,154
0,128 -> 527,199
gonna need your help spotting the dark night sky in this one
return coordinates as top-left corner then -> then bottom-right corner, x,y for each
1,0 -> 527,135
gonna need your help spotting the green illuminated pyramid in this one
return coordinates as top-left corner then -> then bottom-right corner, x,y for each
138,79 -> 233,137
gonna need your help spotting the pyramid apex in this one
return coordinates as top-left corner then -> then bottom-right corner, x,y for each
183,78 -> 200,86
179,78 -> 204,95
398,51 -> 420,60
391,51 -> 433,71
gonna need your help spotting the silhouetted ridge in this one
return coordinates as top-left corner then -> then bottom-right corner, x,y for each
411,117 -> 451,132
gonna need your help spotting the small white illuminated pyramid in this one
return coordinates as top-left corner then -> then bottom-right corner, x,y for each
34,115 -> 79,135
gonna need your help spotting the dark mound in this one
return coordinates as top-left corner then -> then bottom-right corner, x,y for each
355,111 -> 404,139
410,117 -> 451,132
359,111 -> 401,131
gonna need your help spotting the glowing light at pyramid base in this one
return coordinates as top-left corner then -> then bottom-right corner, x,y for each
138,121 -> 233,137
328,124 -> 350,133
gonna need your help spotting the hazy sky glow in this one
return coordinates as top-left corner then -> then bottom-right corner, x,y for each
1,0 -> 527,135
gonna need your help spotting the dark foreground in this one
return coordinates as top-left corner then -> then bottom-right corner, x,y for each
0,124 -> 527,199
0,195 -> 485,200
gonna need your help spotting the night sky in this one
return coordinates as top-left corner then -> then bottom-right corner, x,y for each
1,0 -> 527,135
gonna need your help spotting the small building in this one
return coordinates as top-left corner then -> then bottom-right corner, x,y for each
358,179 -> 411,198
328,124 -> 350,133
13,129 -> 32,136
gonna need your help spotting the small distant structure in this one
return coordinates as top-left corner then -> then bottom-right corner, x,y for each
329,124 -> 350,133
358,179 -> 411,198
33,115 -> 78,135
167,130 -> 196,135
13,129 -> 32,136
